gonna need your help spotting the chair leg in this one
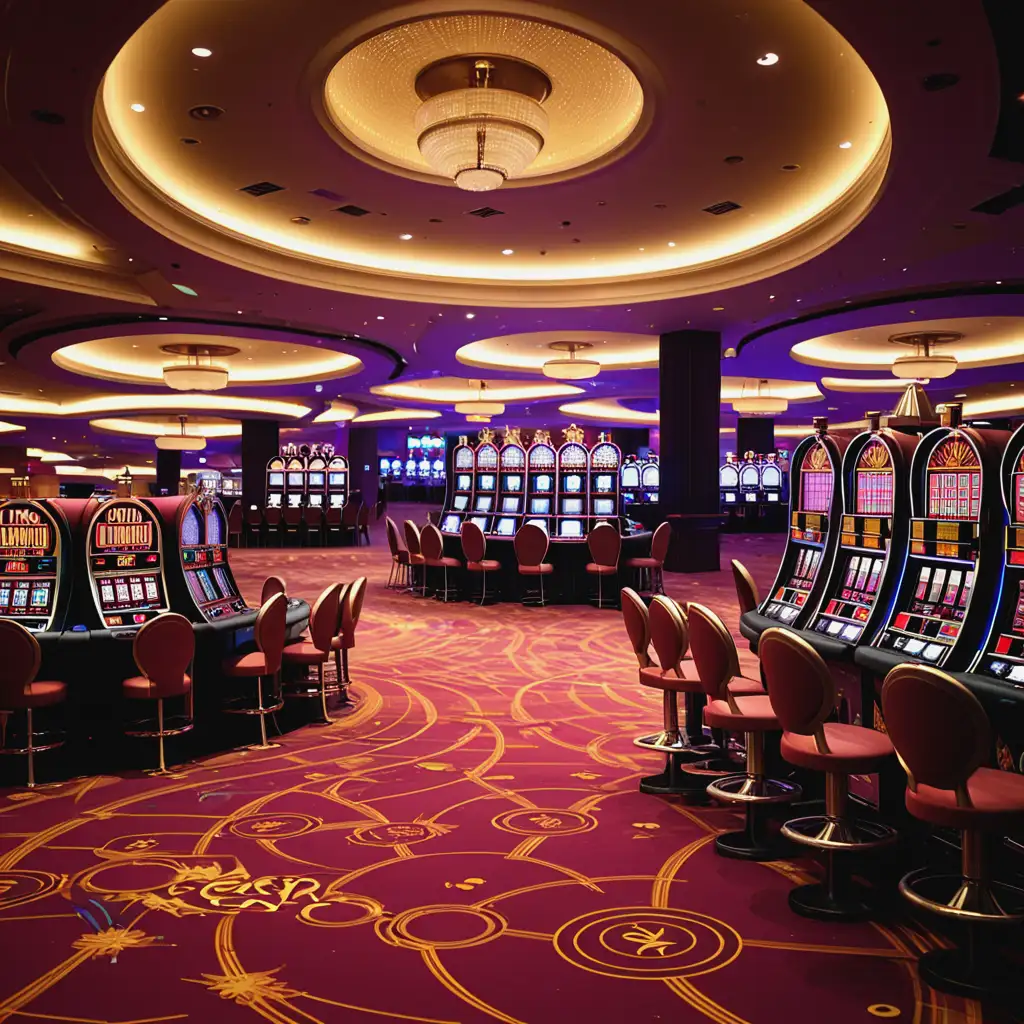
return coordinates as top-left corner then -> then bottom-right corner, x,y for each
26,707 -> 35,789
157,699 -> 166,773
317,663 -> 332,725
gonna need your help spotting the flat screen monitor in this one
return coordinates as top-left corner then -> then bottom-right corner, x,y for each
562,497 -> 584,515
457,474 -> 472,491
526,518 -> 548,532
287,493 -> 302,507
496,517 -> 516,536
475,496 -> 493,512
268,493 -> 282,507
531,498 -> 551,514
502,497 -> 519,512
470,516 -> 489,530
594,474 -> 613,493
563,474 -> 583,493
559,519 -> 583,538
329,494 -> 344,508
505,474 -> 522,492
287,472 -> 304,487
441,514 -> 461,533
594,498 -> 615,515
535,474 -> 553,492
478,474 -> 496,491
621,466 -> 640,488
379,458 -> 391,474
454,494 -> 469,511
645,492 -> 659,503
268,472 -> 284,487
309,494 -> 323,507
328,472 -> 346,486
308,472 -> 325,487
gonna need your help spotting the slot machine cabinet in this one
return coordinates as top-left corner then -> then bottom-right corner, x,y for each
740,419 -> 848,645
327,456 -> 349,509
472,435 -> 499,532
720,452 -> 741,529
284,456 -> 307,508
266,456 -> 285,508
526,432 -> 556,534
640,454 -> 659,503
441,438 -> 475,535
496,431 -> 527,538
855,408 -> 1009,679
759,452 -> 785,504
306,456 -> 327,508
619,455 -> 642,511
738,451 -> 762,529
589,438 -> 622,529
556,425 -> 589,541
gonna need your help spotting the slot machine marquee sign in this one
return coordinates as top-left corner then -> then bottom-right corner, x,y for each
0,500 -> 61,631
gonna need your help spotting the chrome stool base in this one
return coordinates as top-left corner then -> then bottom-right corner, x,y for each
707,773 -> 800,804
916,945 -> 1023,1002
639,754 -> 694,796
781,815 -> 897,852
788,880 -> 875,922
633,729 -> 714,758
708,772 -> 801,862
899,868 -> 1024,923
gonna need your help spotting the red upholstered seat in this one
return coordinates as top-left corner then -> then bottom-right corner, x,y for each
727,676 -> 765,696
585,563 -> 618,575
467,559 -> 501,571
122,674 -> 191,700
781,722 -> 894,775
409,552 -> 426,565
704,694 -> 779,731
223,651 -> 271,676
428,555 -> 462,568
639,665 -> 701,693
330,633 -> 355,651
905,768 -> 1024,832
625,556 -> 660,568
282,641 -> 329,666
11,680 -> 67,708
519,563 -> 553,575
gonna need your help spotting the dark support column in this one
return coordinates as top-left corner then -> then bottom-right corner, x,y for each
348,427 -> 379,508
610,427 -> 650,455
155,448 -> 181,496
241,419 -> 279,508
736,417 -> 774,456
660,329 -> 721,572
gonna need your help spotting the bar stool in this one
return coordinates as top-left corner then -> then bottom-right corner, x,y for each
882,664 -> 1024,999
731,559 -> 760,618
624,521 -> 670,595
760,627 -> 897,920
403,520 -> 427,594
261,575 -> 286,604
227,502 -> 243,548
303,505 -> 323,546
688,603 -> 800,859
283,583 -> 343,724
342,501 -> 361,546
282,505 -> 303,546
420,523 -> 461,602
331,576 -> 366,703
0,620 -> 67,788
244,506 -> 263,547
325,505 -> 343,546
514,523 -> 553,606
385,517 -> 411,590
461,521 -> 500,604
357,503 -> 371,545
264,505 -> 282,546
222,592 -> 287,749
585,522 -> 621,609
122,613 -> 195,775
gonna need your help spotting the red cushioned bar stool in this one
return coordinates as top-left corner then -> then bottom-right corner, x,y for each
461,520 -> 501,605
403,520 -> 427,595
420,523 -> 461,602
122,613 -> 195,776
514,523 -> 553,606
760,627 -> 897,920
282,583 -> 343,724
222,592 -> 287,749
687,603 -> 800,859
331,576 -> 366,705
585,522 -> 621,609
625,521 -> 670,596
730,560 -> 759,623
882,664 -> 1024,999
385,516 -> 411,590
0,620 -> 67,788
261,574 -> 286,604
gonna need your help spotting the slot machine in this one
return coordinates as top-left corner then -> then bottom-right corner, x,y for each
389,458 -> 402,479
327,456 -> 349,508
284,454 -> 306,508
495,429 -> 527,538
441,437 -> 475,535
738,452 -> 761,507
471,433 -> 499,534
589,436 -> 622,530
431,457 -> 445,482
620,455 -> 642,510
556,424 -> 589,541
306,456 -> 327,508
640,454 -> 660,503
855,404 -> 1009,678
740,418 -> 848,644
526,430 -> 556,534
759,452 -> 786,505
404,456 -> 417,481
719,452 -> 740,524
266,455 -> 285,508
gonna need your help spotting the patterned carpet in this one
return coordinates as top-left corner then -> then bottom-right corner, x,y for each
0,515 -> 1002,1023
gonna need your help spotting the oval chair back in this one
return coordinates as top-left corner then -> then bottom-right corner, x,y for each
303,506 -> 322,527
228,502 -> 243,534
650,521 -> 671,564
760,627 -> 835,737
283,506 -> 302,527
264,506 -> 282,526
686,602 -> 742,700
342,501 -> 362,527
0,620 -> 41,707
254,592 -> 288,676
385,517 -> 401,557
514,522 -> 549,567
261,575 -> 286,605
419,523 -> 443,562
244,506 -> 262,529
731,560 -> 760,616
881,664 -> 991,795
620,588 -> 650,667
308,583 -> 344,655
649,596 -> 687,676
341,576 -> 368,640
588,521 -> 621,568
132,613 -> 195,697
461,520 -> 486,563
403,520 -> 423,557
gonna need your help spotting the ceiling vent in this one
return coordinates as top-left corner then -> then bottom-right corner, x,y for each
309,188 -> 345,202
970,184 -> 1024,215
334,204 -> 370,216
703,200 -> 741,215
466,206 -> 505,218
189,105 -> 223,121
239,181 -> 285,197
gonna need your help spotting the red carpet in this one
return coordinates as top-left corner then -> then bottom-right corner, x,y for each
0,518 -> 1000,1023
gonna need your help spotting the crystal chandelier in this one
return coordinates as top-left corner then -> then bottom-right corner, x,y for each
155,416 -> 207,451
415,56 -> 550,191
732,379 -> 788,415
454,381 -> 506,420
889,332 -> 960,380
542,342 -> 601,380
161,343 -> 237,391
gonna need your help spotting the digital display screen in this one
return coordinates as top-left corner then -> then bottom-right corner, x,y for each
454,495 -> 469,511
594,499 -> 615,516
268,472 -> 284,487
441,514 -> 462,533
308,472 -> 325,486
478,475 -> 496,490
329,472 -> 346,486
505,475 -> 522,492
559,520 -> 583,538
594,475 -> 613,493
502,497 -> 519,512
287,472 -> 304,487
622,466 -> 640,488
496,518 -> 516,536
563,475 -> 583,493
0,504 -> 55,556
531,498 -> 551,514
91,502 -> 156,553
475,496 -> 493,512
97,573 -> 164,613
535,474 -> 553,492
563,498 -> 584,515
470,516 -> 489,530
379,459 -> 391,474
457,475 -> 472,490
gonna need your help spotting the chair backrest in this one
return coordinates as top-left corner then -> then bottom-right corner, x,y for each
245,506 -> 262,527
686,602 -> 742,700
283,506 -> 302,526
650,521 -> 671,564
308,583 -> 344,654
385,516 -> 401,557
514,522 -> 549,567
620,588 -> 651,667
303,506 -> 322,526
403,520 -> 422,555
254,592 -> 288,674
731,560 -> 760,615
881,664 -> 992,795
420,523 -> 443,561
0,620 -> 41,706
261,575 -> 287,605
461,520 -> 486,562
374,501 -> 385,521
760,627 -> 835,738
228,503 -> 243,533
342,501 -> 362,526
264,506 -> 282,526
341,576 -> 368,638
357,504 -> 370,527
649,595 -> 687,675
588,522 -> 621,568
133,613 -> 195,694
326,506 -> 342,525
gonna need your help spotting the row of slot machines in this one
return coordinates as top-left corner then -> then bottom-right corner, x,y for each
739,406 -> 1024,769
439,433 -> 625,540
719,450 -> 789,510
379,457 -> 446,482
619,454 -> 660,507
266,453 -> 349,508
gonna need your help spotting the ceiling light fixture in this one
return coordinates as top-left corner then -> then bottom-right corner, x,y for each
756,53 -> 779,66
838,140 -> 852,149
889,331 -> 960,380
155,415 -> 207,451
161,343 -> 236,392
130,103 -> 145,112
399,233 -> 413,240
454,380 -> 505,418
732,378 -> 789,415
414,56 -> 551,192
542,341 -> 601,380
501,248 -> 514,255
191,47 -> 212,57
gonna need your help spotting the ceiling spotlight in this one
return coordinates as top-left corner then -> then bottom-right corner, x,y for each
732,379 -> 788,415
501,248 -> 514,255
838,140 -> 853,149
191,47 -> 213,57
315,384 -> 323,393
756,53 -> 779,66
542,342 -> 600,381
399,233 -> 413,240
198,456 -> 207,464
455,380 -> 505,418
465,312 -> 476,319
712,306 -> 725,311
130,103 -> 146,112
889,331 -> 960,379
161,343 -> 236,392
155,416 -> 207,451
376,315 -> 385,320
667,241 -> 676,247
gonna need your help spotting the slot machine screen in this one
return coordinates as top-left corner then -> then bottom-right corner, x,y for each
535,474 -> 553,492
594,499 -> 615,516
563,498 -> 584,515
0,500 -> 62,630
287,493 -> 302,508
441,514 -> 462,533
740,467 -> 759,488
506,475 -> 523,492
268,472 -> 284,487
531,498 -> 551,514
559,520 -> 583,538
454,495 -> 469,511
594,475 -> 613,493
496,518 -> 516,536
762,466 -> 781,488
470,516 -> 489,530
475,496 -> 493,512
564,475 -> 583,493
457,475 -> 472,491
287,472 -> 304,487
502,497 -> 519,512
479,475 -> 496,490
526,518 -> 548,532
329,472 -> 346,487
799,445 -> 833,513
723,492 -> 737,503
622,465 -> 640,488
378,459 -> 391,474
308,472 -> 325,487
309,494 -> 323,507
213,566 -> 235,598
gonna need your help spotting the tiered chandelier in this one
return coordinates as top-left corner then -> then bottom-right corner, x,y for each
889,332 -> 960,379
454,381 -> 506,422
542,342 -> 601,380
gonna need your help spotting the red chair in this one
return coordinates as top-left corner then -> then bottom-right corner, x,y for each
222,592 -> 287,749
0,620 -> 66,787
403,520 -> 426,593
341,501 -> 362,546
303,505 -> 324,546
761,627 -> 896,920
514,523 -> 553,606
357,503 -> 371,545
264,505 -> 282,546
688,603 -> 798,859
385,516 -> 411,590
420,523 -> 461,602
461,521 -> 500,604
585,522 -> 621,609
620,587 -> 652,668
261,575 -> 286,605
123,613 -> 195,775
882,665 -> 1024,997
625,521 -> 670,595
283,583 -> 343,724
244,505 -> 263,547
731,559 -> 760,637
282,505 -> 303,546
324,505 -> 343,546
227,502 -> 243,549
332,576 -> 367,702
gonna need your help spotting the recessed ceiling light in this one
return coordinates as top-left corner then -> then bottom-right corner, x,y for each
756,53 -> 779,66
466,313 -> 476,319
638,247 -> 645,252
158,316 -> 168,320
130,103 -> 145,113
399,233 -> 413,240
996,280 -> 1003,284
315,384 -> 323,393
838,140 -> 852,149
376,315 -> 384,320
712,306 -> 725,311
501,248 -> 514,255
667,241 -> 676,247
955,393 -> 967,398
769,294 -> 775,299
191,47 -> 213,57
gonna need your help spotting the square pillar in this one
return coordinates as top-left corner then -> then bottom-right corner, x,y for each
241,419 -> 279,508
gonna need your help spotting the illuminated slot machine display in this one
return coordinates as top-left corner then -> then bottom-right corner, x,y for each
0,499 -> 69,633
526,431 -> 557,534
719,452 -> 740,511
556,424 -> 590,540
431,457 -> 445,481
640,454 -> 659,503
471,435 -> 499,533
804,422 -> 919,653
389,458 -> 402,479
738,452 -> 762,507
746,419 -> 847,630
494,430 -> 527,538
266,455 -> 285,508
284,454 -> 307,508
86,498 -> 169,634
306,455 -> 327,508
857,405 -> 1008,673
620,456 -> 642,510
441,437 -> 475,535
588,437 -> 621,528
759,452 -> 786,505
327,455 -> 349,508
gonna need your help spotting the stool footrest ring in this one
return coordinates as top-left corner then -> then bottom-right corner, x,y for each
899,867 -> 1024,924
781,815 -> 897,852
707,773 -> 801,805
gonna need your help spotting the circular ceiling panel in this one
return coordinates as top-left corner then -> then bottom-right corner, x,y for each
370,375 -> 584,404
90,414 -> 241,437
456,330 -> 658,372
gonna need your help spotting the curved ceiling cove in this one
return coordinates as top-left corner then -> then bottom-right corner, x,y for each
94,0 -> 890,305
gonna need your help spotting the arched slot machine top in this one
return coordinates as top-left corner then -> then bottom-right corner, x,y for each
495,430 -> 527,537
556,427 -> 589,540
589,438 -> 621,528
0,498 -> 71,633
526,432 -> 556,533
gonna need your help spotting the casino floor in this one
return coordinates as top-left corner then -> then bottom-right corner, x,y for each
0,521 -> 1011,1024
